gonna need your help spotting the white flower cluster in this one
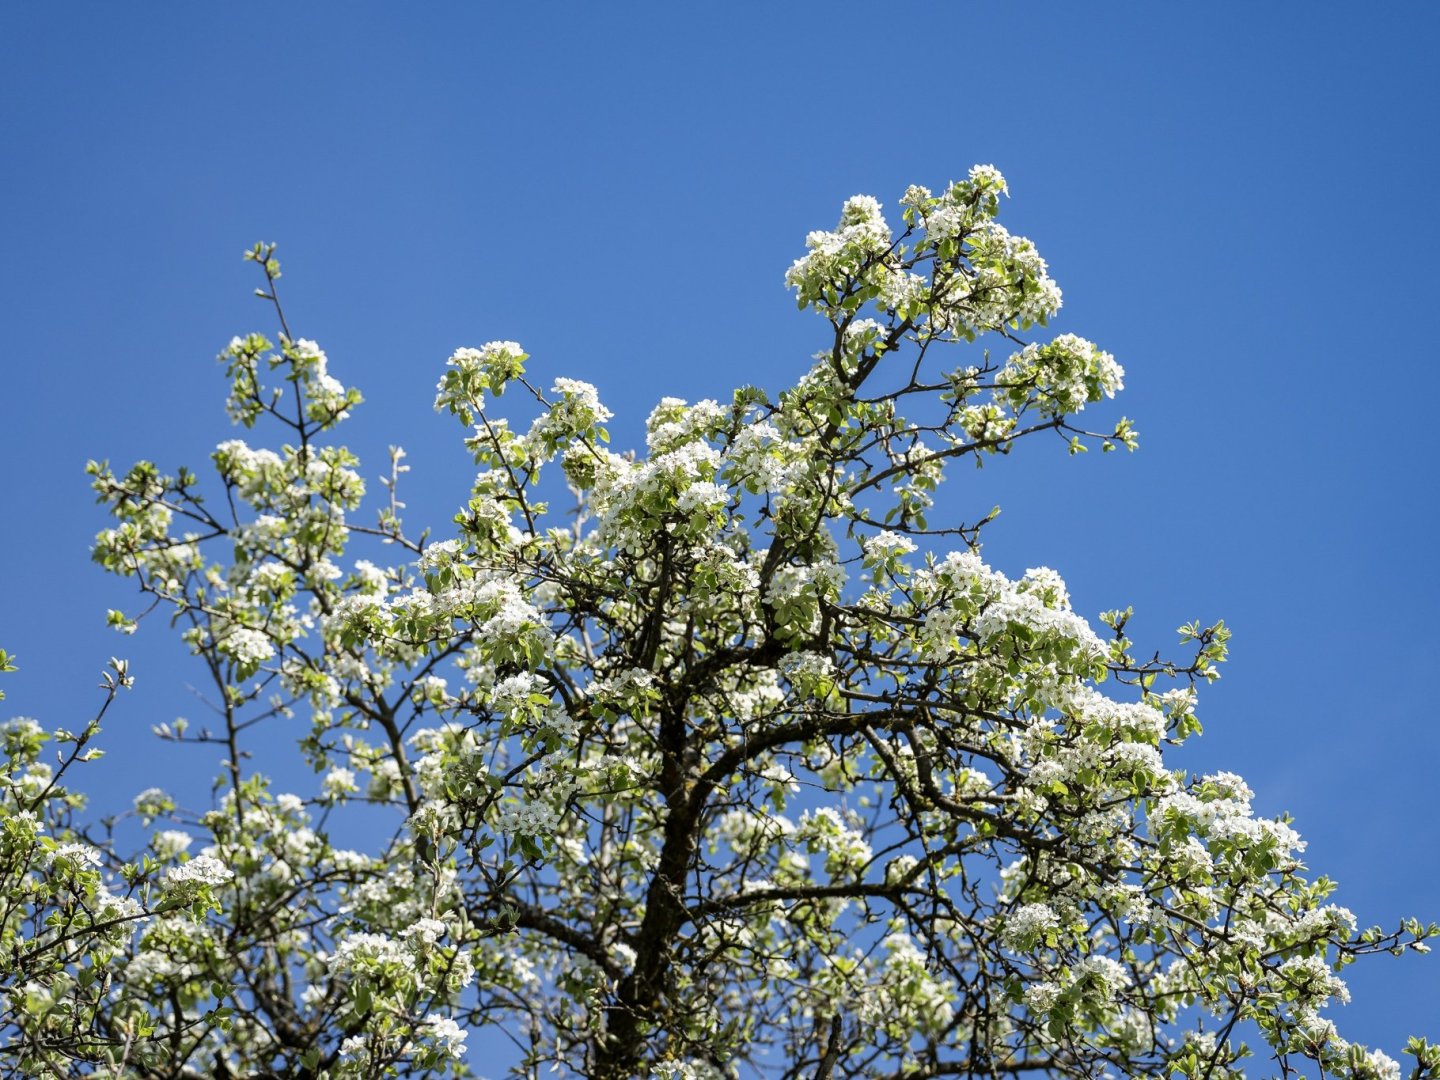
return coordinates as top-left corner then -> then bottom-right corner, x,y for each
301,454 -> 365,509
1062,685 -> 1172,744
798,807 -> 872,878
888,168 -> 1064,338
861,530 -> 917,563
779,650 -> 836,687
48,842 -> 102,869
433,340 -> 529,430
152,830 -> 194,860
352,559 -> 389,594
947,221 -> 1062,334
645,396 -> 727,453
995,334 -> 1125,418
326,931 -> 414,977
291,338 -> 345,397
471,580 -> 552,660
586,667 -> 657,718
1154,772 -> 1305,866
1001,902 -> 1061,951
133,787 -> 172,821
401,918 -> 447,946
417,538 -> 463,573
247,560 -> 293,593
1023,979 -> 1061,1014
322,767 -> 357,799
725,420 -> 804,495
763,559 -> 846,606
653,1061 -> 727,1080
421,1013 -> 468,1057
1289,903 -> 1358,942
408,723 -> 488,802
1278,954 -> 1350,1009
94,887 -> 147,931
784,194 -> 894,310
495,794 -> 562,838
973,588 -> 1100,657
591,437 -> 726,550
1290,1015 -> 1401,1080
873,932 -> 956,1036
715,808 -> 796,860
162,853 -> 233,890
524,377 -> 612,457
217,626 -> 274,666
214,439 -> 284,496
840,317 -> 886,365
454,341 -> 519,380
915,550 -> 1105,667
333,566 -> 554,670
1071,954 -> 1132,1003
486,670 -> 544,715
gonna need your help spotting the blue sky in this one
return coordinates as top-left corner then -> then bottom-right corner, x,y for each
2,2 -> 1438,1066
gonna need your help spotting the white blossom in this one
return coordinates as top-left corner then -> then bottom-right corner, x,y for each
152,830 -> 194,860
163,854 -> 233,890
421,1014 -> 468,1057
218,627 -> 274,666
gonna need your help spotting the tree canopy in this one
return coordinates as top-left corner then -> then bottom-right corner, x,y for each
2,167 -> 1435,1079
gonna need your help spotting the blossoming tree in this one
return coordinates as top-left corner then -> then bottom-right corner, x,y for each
3,168 -> 1436,1079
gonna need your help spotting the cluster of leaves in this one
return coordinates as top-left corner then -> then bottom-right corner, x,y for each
1,178 -> 1436,1079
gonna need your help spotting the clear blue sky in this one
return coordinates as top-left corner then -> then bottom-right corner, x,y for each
2,2 -> 1437,1066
